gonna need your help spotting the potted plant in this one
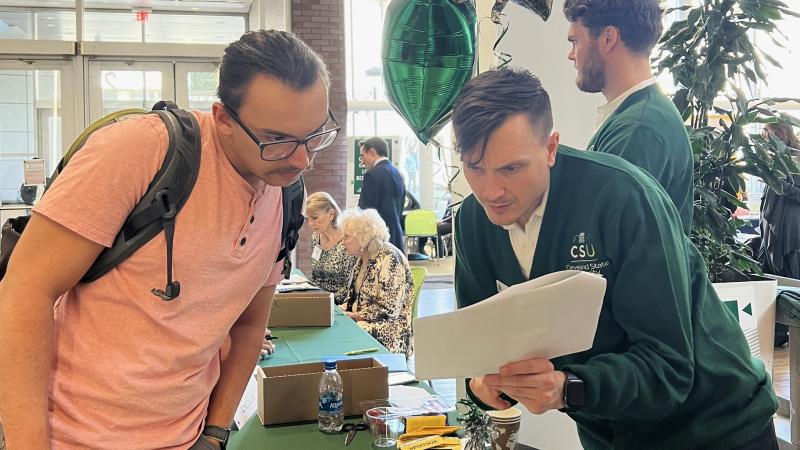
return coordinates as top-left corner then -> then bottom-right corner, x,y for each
655,0 -> 799,376
656,0 -> 799,281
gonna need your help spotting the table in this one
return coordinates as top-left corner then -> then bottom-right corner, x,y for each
228,308 -> 448,449
259,307 -> 385,367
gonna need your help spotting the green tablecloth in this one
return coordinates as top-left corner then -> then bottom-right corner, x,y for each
260,308 -> 386,367
228,308 -> 393,449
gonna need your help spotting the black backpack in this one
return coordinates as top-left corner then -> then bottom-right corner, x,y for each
0,101 -> 305,301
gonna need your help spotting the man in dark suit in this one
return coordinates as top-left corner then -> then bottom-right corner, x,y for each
358,137 -> 406,252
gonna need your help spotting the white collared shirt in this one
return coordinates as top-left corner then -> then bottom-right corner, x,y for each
502,187 -> 549,279
369,156 -> 389,169
595,78 -> 657,130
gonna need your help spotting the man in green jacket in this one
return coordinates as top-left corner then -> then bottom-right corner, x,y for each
564,0 -> 693,234
452,67 -> 777,449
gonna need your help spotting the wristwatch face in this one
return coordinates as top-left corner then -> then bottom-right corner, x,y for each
565,377 -> 586,408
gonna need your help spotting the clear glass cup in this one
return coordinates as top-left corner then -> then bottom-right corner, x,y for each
365,407 -> 404,447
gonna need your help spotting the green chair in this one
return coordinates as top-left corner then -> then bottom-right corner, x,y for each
410,266 -> 428,320
404,209 -> 439,260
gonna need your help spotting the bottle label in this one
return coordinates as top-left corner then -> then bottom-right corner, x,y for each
319,392 -> 343,413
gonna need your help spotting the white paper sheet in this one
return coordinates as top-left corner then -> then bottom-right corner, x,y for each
233,367 -> 260,429
414,270 -> 606,380
388,372 -> 418,385
388,386 -> 454,413
281,273 -> 310,284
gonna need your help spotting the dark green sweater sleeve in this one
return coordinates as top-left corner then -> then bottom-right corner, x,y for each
562,186 -> 695,422
594,122 -> 693,235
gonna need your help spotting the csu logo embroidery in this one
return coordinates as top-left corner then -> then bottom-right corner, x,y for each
570,232 -> 596,259
566,232 -> 610,275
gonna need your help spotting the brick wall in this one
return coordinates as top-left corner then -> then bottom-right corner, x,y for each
291,0 -> 347,275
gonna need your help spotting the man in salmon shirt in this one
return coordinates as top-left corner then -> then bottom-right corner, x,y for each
0,30 -> 338,449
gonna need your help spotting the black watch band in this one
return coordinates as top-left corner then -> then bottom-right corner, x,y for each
202,425 -> 230,449
558,370 -> 585,413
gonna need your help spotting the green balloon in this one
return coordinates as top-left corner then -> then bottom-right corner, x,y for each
382,0 -> 476,144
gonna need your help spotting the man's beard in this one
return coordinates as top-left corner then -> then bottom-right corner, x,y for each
576,50 -> 606,94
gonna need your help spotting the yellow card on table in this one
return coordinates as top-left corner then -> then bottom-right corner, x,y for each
402,425 -> 461,437
399,436 -> 446,450
406,415 -> 447,433
430,437 -> 462,449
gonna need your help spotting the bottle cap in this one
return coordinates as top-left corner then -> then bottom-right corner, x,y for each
323,359 -> 337,370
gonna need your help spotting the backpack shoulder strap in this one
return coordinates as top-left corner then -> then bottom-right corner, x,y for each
277,176 -> 306,277
49,108 -> 149,189
82,106 -> 201,292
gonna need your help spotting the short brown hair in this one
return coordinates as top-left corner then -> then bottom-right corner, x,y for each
452,68 -> 553,162
360,137 -> 389,157
218,30 -> 330,111
563,0 -> 664,55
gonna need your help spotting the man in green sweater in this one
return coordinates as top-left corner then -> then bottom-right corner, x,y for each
452,67 -> 777,449
564,0 -> 693,234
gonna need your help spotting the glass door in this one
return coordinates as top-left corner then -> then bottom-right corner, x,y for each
175,62 -> 220,111
86,60 -> 175,123
0,59 -> 76,205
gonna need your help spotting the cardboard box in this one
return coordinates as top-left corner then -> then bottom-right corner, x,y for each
268,291 -> 334,327
257,358 -> 389,425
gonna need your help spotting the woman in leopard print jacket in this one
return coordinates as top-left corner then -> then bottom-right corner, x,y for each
340,209 -> 415,356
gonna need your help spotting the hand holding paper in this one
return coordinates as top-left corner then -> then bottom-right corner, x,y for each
483,358 -> 567,414
414,270 -> 606,380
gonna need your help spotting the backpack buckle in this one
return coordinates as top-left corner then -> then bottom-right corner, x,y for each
152,281 -> 181,301
155,189 -> 177,219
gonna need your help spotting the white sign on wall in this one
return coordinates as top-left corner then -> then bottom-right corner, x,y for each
23,159 -> 47,186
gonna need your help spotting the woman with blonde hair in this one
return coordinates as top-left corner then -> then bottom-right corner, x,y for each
305,192 -> 358,305
340,208 -> 414,356
262,192 -> 358,358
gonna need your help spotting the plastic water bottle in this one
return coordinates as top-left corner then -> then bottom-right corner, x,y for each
424,238 -> 435,258
318,360 -> 344,433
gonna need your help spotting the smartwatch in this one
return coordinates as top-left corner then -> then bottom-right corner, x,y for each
559,370 -> 585,412
202,425 -> 230,450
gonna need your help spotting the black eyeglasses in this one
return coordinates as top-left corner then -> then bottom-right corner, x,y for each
224,104 -> 340,161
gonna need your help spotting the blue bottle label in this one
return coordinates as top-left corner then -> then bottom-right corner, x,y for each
319,392 -> 343,412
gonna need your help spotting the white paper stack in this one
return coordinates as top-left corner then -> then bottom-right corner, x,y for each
414,270 -> 606,379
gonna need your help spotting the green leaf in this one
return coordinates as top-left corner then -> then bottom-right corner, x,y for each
779,7 -> 800,18
666,6 -> 694,14
760,50 -> 783,68
731,85 -> 749,113
778,111 -> 800,128
721,190 -> 747,208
